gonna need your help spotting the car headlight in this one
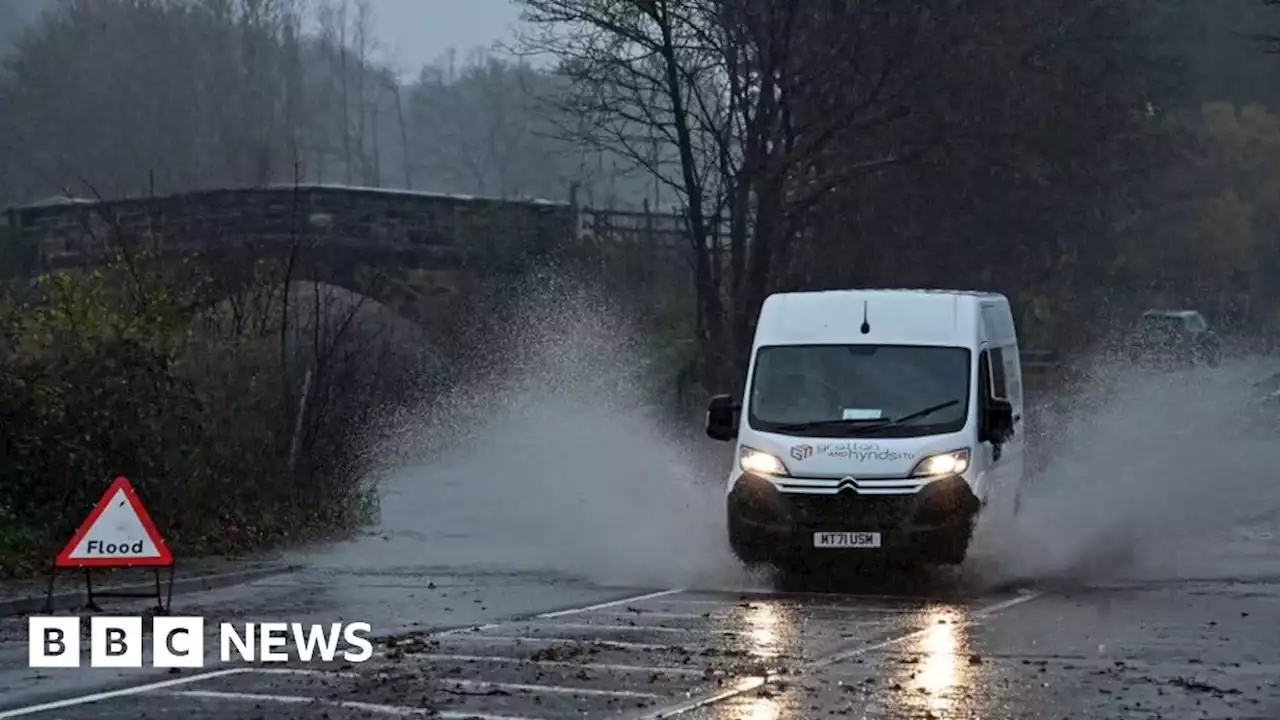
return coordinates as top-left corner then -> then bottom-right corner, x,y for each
910,448 -> 970,477
739,446 -> 790,476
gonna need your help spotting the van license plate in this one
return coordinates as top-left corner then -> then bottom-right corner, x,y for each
813,532 -> 881,548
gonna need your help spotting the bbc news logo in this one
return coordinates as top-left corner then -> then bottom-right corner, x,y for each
29,616 -> 374,668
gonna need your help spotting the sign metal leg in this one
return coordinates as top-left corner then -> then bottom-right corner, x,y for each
152,563 -> 176,614
83,568 -> 101,612
164,563 -> 176,613
41,561 -> 58,614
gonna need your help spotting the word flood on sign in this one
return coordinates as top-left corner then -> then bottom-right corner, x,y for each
86,540 -> 147,555
29,617 -> 375,668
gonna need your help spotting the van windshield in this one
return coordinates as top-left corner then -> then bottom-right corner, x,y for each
747,344 -> 971,438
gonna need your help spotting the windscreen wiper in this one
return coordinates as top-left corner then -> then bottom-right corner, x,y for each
848,399 -> 961,435
770,418 -> 884,433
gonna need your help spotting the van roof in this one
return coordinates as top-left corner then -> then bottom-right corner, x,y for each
755,288 -> 1008,348
769,288 -> 1008,300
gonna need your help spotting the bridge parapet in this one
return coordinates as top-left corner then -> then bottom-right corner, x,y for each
2,185 -> 577,271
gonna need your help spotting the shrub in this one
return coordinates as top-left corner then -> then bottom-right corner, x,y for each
0,243 -> 415,577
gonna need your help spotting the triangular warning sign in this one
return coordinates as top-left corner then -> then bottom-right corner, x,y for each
55,476 -> 173,567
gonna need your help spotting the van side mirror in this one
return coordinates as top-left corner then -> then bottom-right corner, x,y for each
985,398 -> 1015,443
705,394 -> 740,442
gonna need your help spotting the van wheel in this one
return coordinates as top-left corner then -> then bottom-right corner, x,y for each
727,511 -> 770,567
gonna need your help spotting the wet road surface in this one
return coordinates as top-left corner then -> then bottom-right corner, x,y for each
0,565 -> 642,711
2,568 -> 1278,719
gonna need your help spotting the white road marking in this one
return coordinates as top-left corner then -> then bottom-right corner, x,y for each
433,622 -> 507,637
514,622 -> 695,634
249,667 -> 362,679
534,589 -> 685,619
436,634 -> 675,651
652,596 -> 941,611
0,668 -> 252,719
0,585 -> 1038,720
633,590 -> 1045,719
635,676 -> 769,719
413,653 -> 707,676
163,690 -> 430,716
443,679 -> 663,699
433,588 -> 683,638
161,689 -> 537,719
581,610 -> 715,620
0,589 -> 686,717
812,592 -> 1040,668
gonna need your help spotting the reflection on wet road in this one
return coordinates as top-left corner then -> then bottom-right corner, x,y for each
2,575 -> 1279,719
0,583 -> 1036,719
687,582 -> 1280,720
909,606 -> 970,714
395,591 -> 1021,719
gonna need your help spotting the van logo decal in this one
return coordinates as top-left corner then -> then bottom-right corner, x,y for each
818,442 -> 916,462
790,444 -> 814,461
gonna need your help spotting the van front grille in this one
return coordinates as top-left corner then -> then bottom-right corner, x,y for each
784,492 -> 916,530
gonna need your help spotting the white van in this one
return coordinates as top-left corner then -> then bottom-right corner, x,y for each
705,289 -> 1024,567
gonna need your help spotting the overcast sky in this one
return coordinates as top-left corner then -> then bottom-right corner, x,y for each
0,1 -> 532,76
364,0 -> 528,75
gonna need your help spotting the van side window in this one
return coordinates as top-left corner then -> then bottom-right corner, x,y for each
1002,344 -> 1022,407
977,350 -> 991,398
988,347 -> 1008,400
977,350 -> 992,443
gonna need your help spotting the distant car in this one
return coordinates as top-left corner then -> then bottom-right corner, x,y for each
1130,309 -> 1221,368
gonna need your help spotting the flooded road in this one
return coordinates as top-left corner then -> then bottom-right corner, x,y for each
4,359 -> 1280,718
2,553 -> 1277,719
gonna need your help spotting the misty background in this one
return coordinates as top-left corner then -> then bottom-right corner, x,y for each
5,0 -> 1280,584
4,0 -> 1280,356
0,0 -> 667,210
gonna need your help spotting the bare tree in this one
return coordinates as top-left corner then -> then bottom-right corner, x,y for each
517,0 -> 932,386
409,50 -> 585,199
385,78 -> 413,189
351,0 -> 377,186
308,0 -> 389,186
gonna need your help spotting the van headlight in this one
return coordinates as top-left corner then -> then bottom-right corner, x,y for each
739,446 -> 790,476
910,448 -> 970,477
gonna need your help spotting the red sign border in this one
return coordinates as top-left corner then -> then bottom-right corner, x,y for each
54,476 -> 174,568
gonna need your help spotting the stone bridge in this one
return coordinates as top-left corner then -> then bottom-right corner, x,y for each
1,187 -> 1066,427
0,185 -> 591,330
0,185 -> 1060,378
